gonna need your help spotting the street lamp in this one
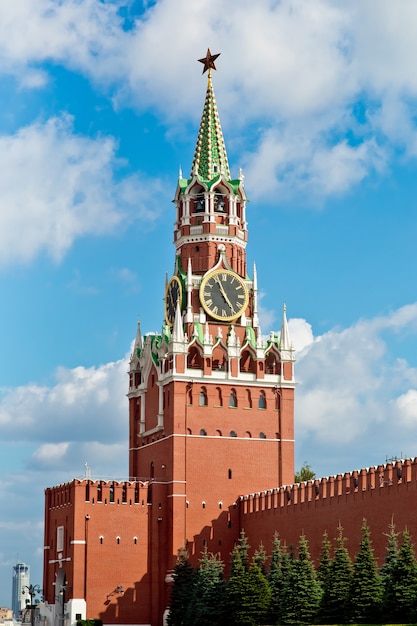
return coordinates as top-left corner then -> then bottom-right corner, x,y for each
22,584 -> 42,626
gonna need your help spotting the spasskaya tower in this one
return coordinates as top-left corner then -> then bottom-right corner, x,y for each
127,49 -> 295,621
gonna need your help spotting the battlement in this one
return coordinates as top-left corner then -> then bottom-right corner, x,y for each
45,478 -> 149,509
241,458 -> 412,513
239,458 -> 417,564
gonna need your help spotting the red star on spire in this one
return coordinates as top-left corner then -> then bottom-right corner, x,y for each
198,48 -> 221,74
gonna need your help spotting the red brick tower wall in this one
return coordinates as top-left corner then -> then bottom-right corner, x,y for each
44,480 -> 151,624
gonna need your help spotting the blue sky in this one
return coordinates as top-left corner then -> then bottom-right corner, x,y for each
1,0 -> 417,606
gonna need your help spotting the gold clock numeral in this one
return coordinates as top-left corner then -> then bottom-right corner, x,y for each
212,306 -> 219,315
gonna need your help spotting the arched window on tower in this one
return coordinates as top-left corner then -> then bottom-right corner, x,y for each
265,351 -> 281,375
190,184 -> 205,214
245,389 -> 252,409
215,387 -> 223,407
240,349 -> 256,374
236,201 -> 242,222
212,345 -> 227,372
187,346 -> 203,370
214,189 -> 226,212
258,390 -> 266,410
199,386 -> 208,406
229,388 -> 238,408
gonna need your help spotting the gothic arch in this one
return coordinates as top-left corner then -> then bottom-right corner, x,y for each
265,348 -> 281,375
187,345 -> 203,370
213,184 -> 229,214
240,348 -> 256,374
212,343 -> 228,372
189,183 -> 206,213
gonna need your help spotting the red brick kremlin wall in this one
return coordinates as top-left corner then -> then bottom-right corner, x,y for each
240,458 -> 417,565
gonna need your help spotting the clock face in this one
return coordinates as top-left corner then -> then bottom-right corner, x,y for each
165,276 -> 182,325
200,269 -> 249,321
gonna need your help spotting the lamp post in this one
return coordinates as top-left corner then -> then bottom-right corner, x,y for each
22,584 -> 41,626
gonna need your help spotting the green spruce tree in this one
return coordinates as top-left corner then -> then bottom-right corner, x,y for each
380,518 -> 399,621
317,530 -> 332,585
320,524 -> 353,624
253,542 -> 267,575
317,531 -> 333,623
246,558 -> 271,625
389,529 -> 417,623
167,547 -> 195,626
280,535 -> 322,625
267,533 -> 285,625
349,519 -> 383,623
186,548 -> 225,626
225,532 -> 271,626
225,532 -> 251,625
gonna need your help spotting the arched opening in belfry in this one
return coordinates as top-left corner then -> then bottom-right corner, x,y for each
187,345 -> 203,370
265,349 -> 281,375
190,184 -> 206,214
240,349 -> 256,374
213,184 -> 228,215
212,345 -> 227,372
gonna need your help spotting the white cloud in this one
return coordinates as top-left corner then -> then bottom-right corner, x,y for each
2,1 -> 417,201
0,353 -> 128,445
31,442 -> 70,466
30,441 -> 126,478
396,390 -> 417,427
288,318 -> 314,352
0,115 -> 164,265
295,303 -> 417,476
0,0 -> 127,84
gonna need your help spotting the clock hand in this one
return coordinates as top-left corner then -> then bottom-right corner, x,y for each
214,276 -> 235,312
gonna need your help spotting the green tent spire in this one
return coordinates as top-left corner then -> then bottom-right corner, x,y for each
191,56 -> 230,182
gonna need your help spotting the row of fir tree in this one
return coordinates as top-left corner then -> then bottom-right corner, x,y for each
167,519 -> 417,626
